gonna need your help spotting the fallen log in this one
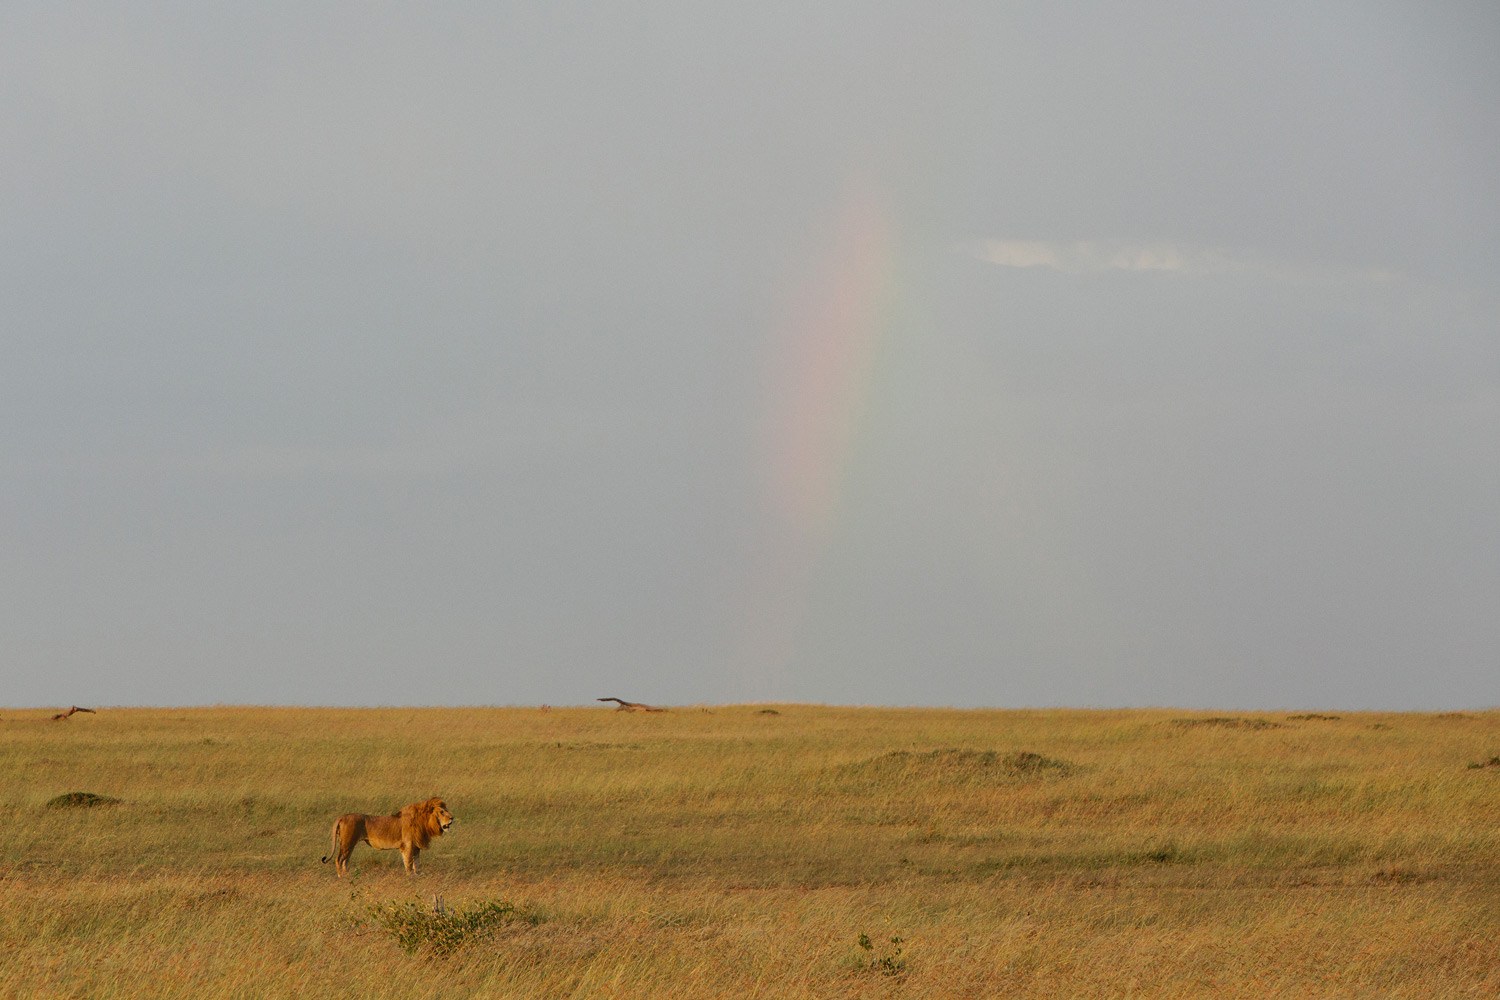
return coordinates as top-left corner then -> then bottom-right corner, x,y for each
596,697 -> 666,712
49,706 -> 97,721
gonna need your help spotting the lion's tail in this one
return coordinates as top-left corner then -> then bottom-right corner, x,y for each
321,818 -> 341,864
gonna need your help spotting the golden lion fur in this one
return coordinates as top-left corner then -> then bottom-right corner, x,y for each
321,797 -> 453,876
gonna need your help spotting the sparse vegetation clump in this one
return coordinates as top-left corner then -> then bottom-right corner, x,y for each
366,897 -> 542,955
853,932 -> 907,976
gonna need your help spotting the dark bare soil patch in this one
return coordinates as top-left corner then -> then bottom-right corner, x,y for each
1372,866 -> 1434,885
47,792 -> 121,809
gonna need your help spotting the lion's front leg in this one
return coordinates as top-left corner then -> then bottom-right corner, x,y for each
402,844 -> 420,874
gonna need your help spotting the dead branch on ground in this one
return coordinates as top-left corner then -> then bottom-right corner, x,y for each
596,697 -> 666,712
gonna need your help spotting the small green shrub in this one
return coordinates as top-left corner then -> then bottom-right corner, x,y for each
367,897 -> 542,956
855,932 -> 907,976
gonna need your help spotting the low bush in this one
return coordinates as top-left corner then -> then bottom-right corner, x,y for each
367,897 -> 542,956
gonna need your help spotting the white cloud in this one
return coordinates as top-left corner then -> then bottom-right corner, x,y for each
965,239 -> 1408,286
968,239 -> 1230,274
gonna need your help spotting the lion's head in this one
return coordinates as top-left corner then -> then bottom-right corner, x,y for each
428,798 -> 454,835
402,797 -> 454,849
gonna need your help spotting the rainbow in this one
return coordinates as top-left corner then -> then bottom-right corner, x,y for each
741,179 -> 898,697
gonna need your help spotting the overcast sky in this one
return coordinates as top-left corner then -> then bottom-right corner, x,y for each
3,1 -> 1497,709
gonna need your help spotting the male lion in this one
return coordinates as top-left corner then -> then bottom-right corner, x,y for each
320,797 -> 454,876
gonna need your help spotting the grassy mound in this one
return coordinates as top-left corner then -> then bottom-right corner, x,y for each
46,792 -> 121,809
850,747 -> 1073,782
1171,717 -> 1282,731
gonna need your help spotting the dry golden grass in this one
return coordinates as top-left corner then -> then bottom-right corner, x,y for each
2,705 -> 1498,998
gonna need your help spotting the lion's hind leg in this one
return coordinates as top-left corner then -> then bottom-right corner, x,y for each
322,818 -> 345,875
325,816 -> 361,877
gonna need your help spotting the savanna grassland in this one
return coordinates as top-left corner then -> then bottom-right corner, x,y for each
2,706 -> 1498,999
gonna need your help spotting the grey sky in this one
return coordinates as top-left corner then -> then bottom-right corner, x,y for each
3,1 -> 1497,709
